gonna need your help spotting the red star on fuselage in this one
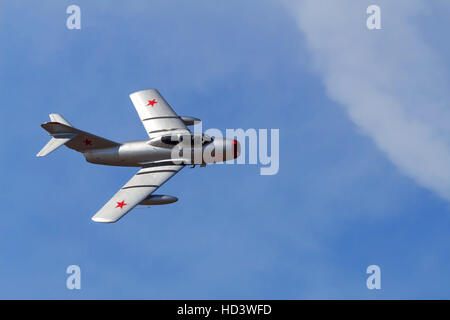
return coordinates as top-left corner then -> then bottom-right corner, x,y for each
83,138 -> 92,146
147,99 -> 158,107
116,200 -> 127,209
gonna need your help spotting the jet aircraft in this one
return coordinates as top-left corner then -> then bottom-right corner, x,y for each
37,89 -> 241,223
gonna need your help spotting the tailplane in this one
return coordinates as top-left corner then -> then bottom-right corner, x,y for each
37,114 -> 120,157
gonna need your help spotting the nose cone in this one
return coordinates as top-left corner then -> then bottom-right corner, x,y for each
232,139 -> 241,159
205,138 -> 241,163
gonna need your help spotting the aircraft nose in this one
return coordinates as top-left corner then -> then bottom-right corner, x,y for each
232,139 -> 240,159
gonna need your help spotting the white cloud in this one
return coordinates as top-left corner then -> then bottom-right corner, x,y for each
285,0 -> 450,200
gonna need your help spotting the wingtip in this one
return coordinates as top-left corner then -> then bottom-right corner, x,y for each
91,216 -> 117,223
129,88 -> 158,98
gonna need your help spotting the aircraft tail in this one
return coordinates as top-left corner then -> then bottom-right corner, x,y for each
37,114 -> 120,157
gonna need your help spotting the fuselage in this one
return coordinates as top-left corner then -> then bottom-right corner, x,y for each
83,136 -> 240,167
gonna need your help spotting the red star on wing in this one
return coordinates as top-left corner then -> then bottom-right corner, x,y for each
147,99 -> 158,107
115,200 -> 127,209
83,138 -> 93,146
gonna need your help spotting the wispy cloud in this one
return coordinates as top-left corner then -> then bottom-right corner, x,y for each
285,0 -> 450,200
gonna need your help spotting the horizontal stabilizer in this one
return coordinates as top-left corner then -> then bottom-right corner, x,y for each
36,134 -> 77,157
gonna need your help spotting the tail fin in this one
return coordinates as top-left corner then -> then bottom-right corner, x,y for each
37,114 -> 120,157
49,113 -> 72,127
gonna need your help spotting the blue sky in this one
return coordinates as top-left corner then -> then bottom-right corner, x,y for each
1,0 -> 450,299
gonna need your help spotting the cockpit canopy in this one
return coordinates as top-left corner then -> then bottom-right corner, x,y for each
160,133 -> 214,147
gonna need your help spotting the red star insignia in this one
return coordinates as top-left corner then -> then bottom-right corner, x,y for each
147,99 -> 158,107
116,200 -> 127,209
83,138 -> 93,146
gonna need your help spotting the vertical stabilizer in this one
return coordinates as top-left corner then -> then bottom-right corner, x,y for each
49,113 -> 72,127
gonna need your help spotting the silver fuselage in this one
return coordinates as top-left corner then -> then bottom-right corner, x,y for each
83,137 -> 240,167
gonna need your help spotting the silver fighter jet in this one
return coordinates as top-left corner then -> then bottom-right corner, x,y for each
37,89 -> 241,223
